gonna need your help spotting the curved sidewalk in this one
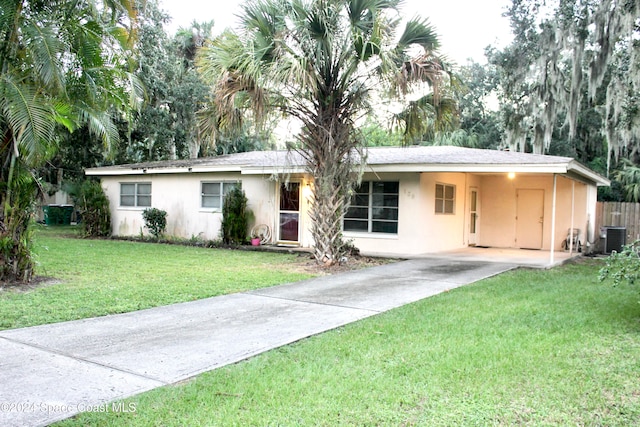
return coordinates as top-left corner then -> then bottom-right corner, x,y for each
0,258 -> 516,426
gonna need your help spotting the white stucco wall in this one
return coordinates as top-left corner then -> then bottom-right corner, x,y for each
98,169 -> 597,256
418,172 -> 470,254
345,172 -> 475,257
343,172 -> 423,256
101,173 -> 277,241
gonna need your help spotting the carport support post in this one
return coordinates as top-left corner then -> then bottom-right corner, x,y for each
550,174 -> 557,265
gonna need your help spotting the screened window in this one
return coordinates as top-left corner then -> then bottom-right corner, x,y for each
201,182 -> 239,209
120,183 -> 151,207
435,183 -> 455,214
344,181 -> 399,234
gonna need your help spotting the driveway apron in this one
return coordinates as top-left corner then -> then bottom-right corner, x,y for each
0,258 -> 515,427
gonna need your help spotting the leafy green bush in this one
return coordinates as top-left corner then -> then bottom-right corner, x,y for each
598,240 -> 640,286
76,180 -> 112,238
221,187 -> 249,244
142,208 -> 167,239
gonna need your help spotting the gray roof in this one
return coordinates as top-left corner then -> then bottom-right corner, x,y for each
87,150 -> 295,171
365,145 -> 573,165
85,146 -> 609,185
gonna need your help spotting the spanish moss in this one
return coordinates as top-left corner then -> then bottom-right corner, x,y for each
497,0 -> 640,171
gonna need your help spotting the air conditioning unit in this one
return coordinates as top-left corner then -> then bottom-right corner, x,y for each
602,226 -> 626,254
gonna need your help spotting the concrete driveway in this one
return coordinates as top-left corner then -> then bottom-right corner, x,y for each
0,258 -> 516,427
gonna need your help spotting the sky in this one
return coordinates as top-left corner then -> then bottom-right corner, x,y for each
158,0 -> 514,64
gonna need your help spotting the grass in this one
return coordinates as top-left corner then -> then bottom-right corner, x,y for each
0,225 -> 315,330
56,259 -> 640,426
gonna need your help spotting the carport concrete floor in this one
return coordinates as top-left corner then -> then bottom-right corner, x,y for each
0,258 -> 518,426
429,246 -> 581,267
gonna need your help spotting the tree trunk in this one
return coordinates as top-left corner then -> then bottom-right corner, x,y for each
0,149 -> 37,284
308,174 -> 347,265
301,113 -> 362,266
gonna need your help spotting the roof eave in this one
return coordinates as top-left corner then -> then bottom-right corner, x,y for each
567,160 -> 610,186
85,165 -> 244,176
366,163 -> 571,174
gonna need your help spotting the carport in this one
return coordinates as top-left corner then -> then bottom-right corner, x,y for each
429,246 -> 580,268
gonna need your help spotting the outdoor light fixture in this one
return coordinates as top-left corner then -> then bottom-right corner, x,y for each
302,182 -> 313,199
508,172 -> 516,179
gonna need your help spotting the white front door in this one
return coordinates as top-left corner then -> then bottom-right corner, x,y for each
469,188 -> 479,245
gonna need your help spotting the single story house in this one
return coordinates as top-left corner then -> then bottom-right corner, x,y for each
85,145 -> 609,260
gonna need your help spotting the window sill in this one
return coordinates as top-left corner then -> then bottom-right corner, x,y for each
343,232 -> 399,239
117,206 -> 148,211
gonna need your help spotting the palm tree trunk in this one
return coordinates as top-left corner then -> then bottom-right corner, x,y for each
308,175 -> 347,265
302,113 -> 360,266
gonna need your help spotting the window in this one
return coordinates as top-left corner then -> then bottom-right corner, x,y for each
120,183 -> 151,207
344,181 -> 399,234
435,183 -> 455,214
201,182 -> 239,209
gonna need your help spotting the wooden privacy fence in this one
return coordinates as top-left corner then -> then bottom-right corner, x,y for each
595,202 -> 640,246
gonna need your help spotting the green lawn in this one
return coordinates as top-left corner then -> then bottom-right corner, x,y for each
56,259 -> 640,426
0,226 -> 315,329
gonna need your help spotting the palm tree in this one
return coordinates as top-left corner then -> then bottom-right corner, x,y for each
615,160 -> 640,203
396,93 -> 460,144
197,0 -> 452,266
0,0 -> 140,282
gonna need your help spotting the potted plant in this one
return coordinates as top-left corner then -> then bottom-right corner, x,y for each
250,230 -> 262,246
249,224 -> 270,246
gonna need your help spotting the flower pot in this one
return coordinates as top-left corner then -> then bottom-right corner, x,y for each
250,237 -> 261,246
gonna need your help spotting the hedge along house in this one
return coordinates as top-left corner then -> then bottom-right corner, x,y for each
85,146 -> 609,264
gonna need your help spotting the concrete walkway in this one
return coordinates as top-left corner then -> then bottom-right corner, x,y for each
0,258 -> 516,427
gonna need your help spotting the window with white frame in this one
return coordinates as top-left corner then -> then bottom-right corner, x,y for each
435,183 -> 455,214
120,182 -> 151,207
344,181 -> 399,234
201,182 -> 239,209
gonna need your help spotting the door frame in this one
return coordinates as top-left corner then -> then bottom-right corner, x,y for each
277,181 -> 301,244
468,187 -> 480,246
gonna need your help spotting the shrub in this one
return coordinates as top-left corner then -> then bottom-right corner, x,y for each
0,169 -> 38,282
221,187 -> 249,244
142,208 -> 167,239
76,180 -> 112,238
598,240 -> 640,286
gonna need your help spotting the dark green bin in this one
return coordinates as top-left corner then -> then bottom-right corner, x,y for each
43,205 -> 74,225
61,205 -> 74,224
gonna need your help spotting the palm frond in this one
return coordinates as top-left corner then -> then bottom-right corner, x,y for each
394,93 -> 459,144
394,53 -> 445,96
79,107 -> 120,157
196,103 -> 220,152
397,17 -> 440,52
0,76 -> 56,166
73,20 -> 107,69
22,23 -> 67,93
52,101 -> 76,133
126,71 -> 146,112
